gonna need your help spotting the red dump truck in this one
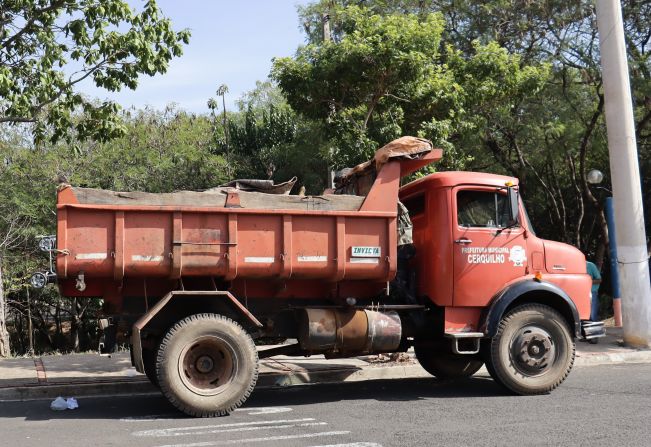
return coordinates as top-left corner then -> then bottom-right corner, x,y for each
31,136 -> 604,417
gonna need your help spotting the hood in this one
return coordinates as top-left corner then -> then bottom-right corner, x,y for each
543,240 -> 586,274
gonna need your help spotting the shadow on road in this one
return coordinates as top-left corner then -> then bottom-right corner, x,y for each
250,376 -> 506,406
0,375 -> 510,421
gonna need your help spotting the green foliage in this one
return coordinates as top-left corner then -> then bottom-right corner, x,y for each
0,107 -> 226,355
273,7 -> 444,166
273,5 -> 550,172
216,81 -> 329,194
229,103 -> 298,178
73,108 -> 225,192
0,0 -> 190,144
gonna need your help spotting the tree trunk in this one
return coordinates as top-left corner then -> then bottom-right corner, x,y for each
70,298 -> 80,352
55,299 -> 62,347
0,255 -> 11,357
26,288 -> 33,355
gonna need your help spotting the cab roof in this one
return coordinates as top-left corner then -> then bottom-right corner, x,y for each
400,171 -> 519,198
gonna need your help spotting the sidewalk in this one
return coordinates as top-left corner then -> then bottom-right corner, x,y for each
1,327 -> 648,402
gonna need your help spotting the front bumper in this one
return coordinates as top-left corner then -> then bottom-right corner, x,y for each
581,320 -> 606,340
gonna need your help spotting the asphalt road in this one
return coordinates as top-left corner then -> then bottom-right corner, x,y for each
1,363 -> 650,447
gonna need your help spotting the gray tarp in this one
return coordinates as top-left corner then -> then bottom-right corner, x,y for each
216,177 -> 297,194
70,187 -> 365,211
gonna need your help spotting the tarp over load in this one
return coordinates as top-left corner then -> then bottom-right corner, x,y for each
65,136 -> 435,213
334,136 -> 433,196
69,186 -> 366,211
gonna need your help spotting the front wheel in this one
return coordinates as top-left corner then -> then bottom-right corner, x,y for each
156,313 -> 258,417
483,304 -> 575,395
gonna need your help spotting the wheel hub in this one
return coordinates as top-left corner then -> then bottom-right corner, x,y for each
178,336 -> 236,396
512,326 -> 555,374
195,355 -> 214,373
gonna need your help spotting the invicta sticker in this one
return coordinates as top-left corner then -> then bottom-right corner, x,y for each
351,246 -> 381,257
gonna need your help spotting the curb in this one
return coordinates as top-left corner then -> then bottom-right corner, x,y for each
2,350 -> 650,402
575,349 -> 651,366
0,379 -> 157,402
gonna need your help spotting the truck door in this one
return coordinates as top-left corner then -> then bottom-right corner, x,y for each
452,187 -> 527,307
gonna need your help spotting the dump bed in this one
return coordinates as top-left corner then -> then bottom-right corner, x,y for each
55,137 -> 441,296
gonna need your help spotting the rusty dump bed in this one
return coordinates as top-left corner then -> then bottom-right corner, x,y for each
56,137 -> 441,295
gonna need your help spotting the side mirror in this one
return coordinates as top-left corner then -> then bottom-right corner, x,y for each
507,186 -> 520,225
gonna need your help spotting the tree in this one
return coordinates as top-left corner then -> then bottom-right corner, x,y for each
0,0 -> 190,144
219,81 -> 329,193
208,84 -> 233,179
272,5 -> 549,172
0,210 -> 31,357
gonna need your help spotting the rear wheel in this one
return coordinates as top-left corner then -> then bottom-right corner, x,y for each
414,342 -> 483,379
156,313 -> 258,417
142,346 -> 159,388
483,304 -> 575,395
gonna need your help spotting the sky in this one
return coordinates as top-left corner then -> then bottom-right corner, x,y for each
78,1 -> 309,114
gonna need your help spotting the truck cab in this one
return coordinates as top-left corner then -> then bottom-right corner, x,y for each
400,172 -> 591,327
399,171 -> 604,393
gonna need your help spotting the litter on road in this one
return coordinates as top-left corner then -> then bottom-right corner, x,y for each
50,397 -> 78,411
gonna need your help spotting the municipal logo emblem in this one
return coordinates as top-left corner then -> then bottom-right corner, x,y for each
509,245 -> 527,267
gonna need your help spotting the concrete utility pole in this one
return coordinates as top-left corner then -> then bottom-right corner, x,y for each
323,11 -> 335,189
595,0 -> 651,347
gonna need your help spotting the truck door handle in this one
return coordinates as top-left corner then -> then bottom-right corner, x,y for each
454,238 -> 472,244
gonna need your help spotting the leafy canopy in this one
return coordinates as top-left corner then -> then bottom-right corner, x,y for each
208,81 -> 328,193
272,5 -> 550,169
0,0 -> 190,143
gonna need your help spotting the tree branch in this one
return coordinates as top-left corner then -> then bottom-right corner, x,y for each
0,1 -> 66,50
636,107 -> 651,139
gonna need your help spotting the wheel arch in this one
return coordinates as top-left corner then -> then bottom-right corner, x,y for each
481,280 -> 580,338
130,291 -> 262,373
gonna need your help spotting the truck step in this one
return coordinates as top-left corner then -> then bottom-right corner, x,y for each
444,332 -> 484,355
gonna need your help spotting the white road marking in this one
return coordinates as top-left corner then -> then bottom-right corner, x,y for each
308,443 -> 382,447
132,418 -> 317,437
134,421 -> 327,438
154,431 -> 350,447
234,406 -> 293,415
122,407 -> 293,422
120,414 -> 179,422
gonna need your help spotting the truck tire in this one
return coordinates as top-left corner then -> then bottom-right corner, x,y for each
156,313 -> 258,417
414,343 -> 483,379
483,304 -> 575,395
142,347 -> 159,388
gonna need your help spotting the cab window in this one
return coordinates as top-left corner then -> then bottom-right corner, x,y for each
402,193 -> 425,218
457,190 -> 513,228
